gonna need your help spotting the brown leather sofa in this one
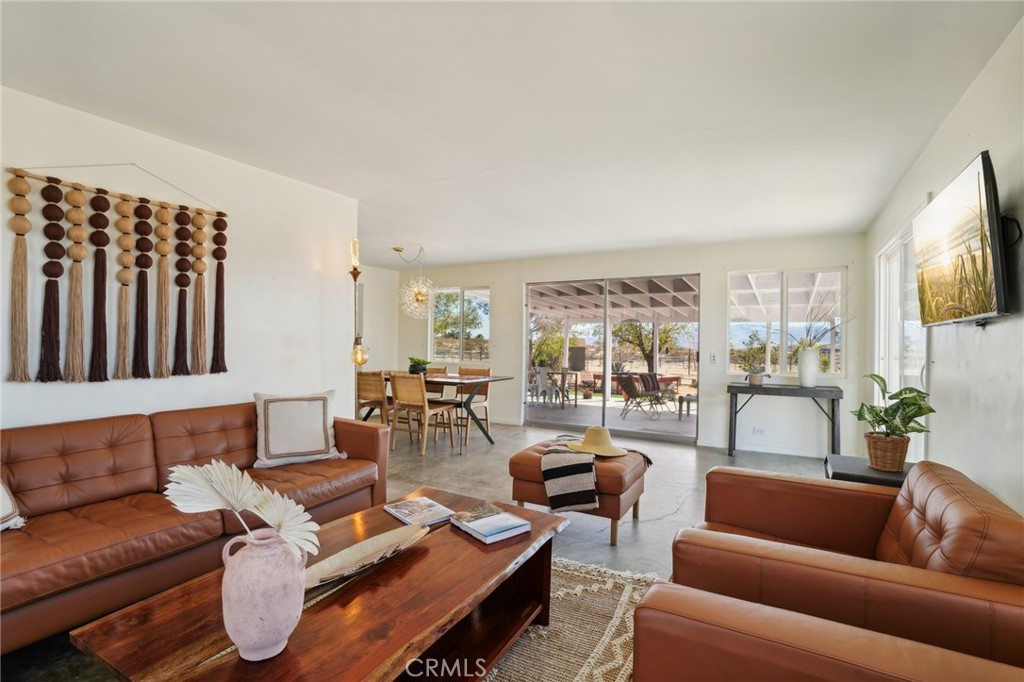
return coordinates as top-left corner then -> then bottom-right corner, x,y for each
634,462 -> 1024,681
0,402 -> 389,654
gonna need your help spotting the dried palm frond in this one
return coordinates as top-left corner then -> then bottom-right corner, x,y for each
253,489 -> 321,558
165,460 -> 264,535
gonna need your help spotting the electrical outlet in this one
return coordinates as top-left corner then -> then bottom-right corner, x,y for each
710,353 -> 718,364
753,426 -> 766,436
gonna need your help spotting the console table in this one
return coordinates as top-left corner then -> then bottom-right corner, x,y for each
824,454 -> 911,487
727,383 -> 843,456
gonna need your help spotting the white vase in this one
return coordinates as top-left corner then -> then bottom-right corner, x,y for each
798,347 -> 820,388
221,528 -> 307,661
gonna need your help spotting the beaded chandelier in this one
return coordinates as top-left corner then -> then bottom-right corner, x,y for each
394,246 -> 434,319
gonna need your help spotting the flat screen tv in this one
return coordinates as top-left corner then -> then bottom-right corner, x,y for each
912,151 -> 1008,326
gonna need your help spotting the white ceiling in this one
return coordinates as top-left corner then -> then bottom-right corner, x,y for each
3,2 -> 1021,268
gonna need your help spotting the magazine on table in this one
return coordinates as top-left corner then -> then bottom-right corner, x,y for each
383,497 -> 454,526
451,502 -> 530,544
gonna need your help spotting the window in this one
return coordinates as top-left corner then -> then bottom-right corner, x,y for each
728,268 -> 846,374
878,232 -> 926,459
432,288 -> 490,362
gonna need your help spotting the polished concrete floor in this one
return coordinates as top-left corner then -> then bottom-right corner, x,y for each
388,422 -> 821,578
2,423 -> 822,681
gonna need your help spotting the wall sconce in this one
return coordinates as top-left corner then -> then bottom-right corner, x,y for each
349,238 -> 368,366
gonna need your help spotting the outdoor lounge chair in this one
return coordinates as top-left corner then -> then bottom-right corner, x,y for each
619,373 -> 668,419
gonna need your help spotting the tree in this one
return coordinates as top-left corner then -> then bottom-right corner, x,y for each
433,292 -> 487,339
611,322 -> 684,372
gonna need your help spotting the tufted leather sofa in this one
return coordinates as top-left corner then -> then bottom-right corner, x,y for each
0,402 -> 388,654
634,462 -> 1024,680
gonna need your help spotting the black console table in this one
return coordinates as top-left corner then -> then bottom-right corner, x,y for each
727,382 -> 843,456
824,454 -> 911,487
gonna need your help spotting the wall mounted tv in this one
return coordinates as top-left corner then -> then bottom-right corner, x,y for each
912,151 -> 1008,327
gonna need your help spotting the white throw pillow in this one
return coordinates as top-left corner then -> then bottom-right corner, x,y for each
1,480 -> 26,531
253,390 -> 344,468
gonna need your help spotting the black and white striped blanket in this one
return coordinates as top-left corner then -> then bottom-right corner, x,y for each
540,435 -> 653,513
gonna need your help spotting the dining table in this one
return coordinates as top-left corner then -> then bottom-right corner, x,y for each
364,372 -> 513,446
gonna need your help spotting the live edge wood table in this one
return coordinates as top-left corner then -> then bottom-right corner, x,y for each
727,382 -> 844,457
71,487 -> 568,682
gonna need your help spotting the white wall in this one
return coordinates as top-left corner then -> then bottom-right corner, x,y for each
395,232 -> 868,458
867,22 -> 1024,512
356,264 -> 399,373
1,89 -> 358,426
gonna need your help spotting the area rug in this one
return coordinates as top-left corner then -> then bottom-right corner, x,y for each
487,558 -> 660,682
2,559 -> 659,682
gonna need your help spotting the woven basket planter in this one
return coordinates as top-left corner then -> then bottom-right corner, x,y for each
864,432 -> 910,472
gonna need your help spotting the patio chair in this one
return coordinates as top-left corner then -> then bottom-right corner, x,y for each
639,372 -> 677,401
619,374 -> 668,420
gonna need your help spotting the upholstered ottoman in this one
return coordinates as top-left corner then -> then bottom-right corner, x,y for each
508,440 -> 646,545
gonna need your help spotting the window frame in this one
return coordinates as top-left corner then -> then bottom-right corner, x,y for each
430,286 -> 491,363
727,266 -> 848,377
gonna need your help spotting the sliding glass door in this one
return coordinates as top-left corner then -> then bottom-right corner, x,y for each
526,275 -> 700,441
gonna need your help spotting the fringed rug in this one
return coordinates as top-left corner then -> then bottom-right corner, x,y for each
487,559 -> 660,682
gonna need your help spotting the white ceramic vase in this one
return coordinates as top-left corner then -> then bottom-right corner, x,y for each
798,347 -> 820,388
221,528 -> 307,661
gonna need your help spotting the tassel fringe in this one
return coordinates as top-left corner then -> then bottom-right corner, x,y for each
88,249 -> 108,382
113,286 -> 132,380
132,271 -> 151,378
154,257 -> 170,378
8,236 -> 30,382
36,279 -> 62,382
64,261 -> 85,382
211,262 -> 227,374
191,274 -> 207,374
172,288 -> 190,376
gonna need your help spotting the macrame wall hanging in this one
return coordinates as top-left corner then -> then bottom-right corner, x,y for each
5,167 -> 229,383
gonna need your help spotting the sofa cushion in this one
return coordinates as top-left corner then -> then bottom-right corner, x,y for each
877,461 -> 1024,585
1,480 -> 25,530
221,458 -> 378,534
151,403 -> 258,489
0,493 -> 223,612
1,415 -> 156,517
253,391 -> 342,468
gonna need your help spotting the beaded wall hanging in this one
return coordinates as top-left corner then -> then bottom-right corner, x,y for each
5,168 -> 229,383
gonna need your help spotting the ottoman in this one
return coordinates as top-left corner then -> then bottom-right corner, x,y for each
508,440 -> 646,545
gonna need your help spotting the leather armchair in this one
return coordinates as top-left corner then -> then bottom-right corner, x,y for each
634,462 -> 1024,680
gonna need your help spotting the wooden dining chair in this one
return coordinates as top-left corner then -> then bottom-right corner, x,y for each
356,370 -> 391,426
424,365 -> 449,400
455,366 -> 491,445
390,372 -> 456,456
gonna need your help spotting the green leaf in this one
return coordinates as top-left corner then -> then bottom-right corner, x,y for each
866,373 -> 888,396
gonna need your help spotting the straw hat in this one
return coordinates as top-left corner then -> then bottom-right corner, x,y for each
566,426 -> 628,457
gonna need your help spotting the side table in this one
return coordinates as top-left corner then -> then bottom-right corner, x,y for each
824,454 -> 911,488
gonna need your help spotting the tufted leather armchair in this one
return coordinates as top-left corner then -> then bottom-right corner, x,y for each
634,462 -> 1024,680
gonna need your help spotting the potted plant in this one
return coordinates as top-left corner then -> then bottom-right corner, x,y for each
740,359 -> 769,386
851,373 -> 934,471
408,356 -> 429,374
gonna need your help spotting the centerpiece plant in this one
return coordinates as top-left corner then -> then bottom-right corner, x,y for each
851,374 -> 935,472
408,356 -> 430,373
164,459 -> 320,557
163,460 -> 321,661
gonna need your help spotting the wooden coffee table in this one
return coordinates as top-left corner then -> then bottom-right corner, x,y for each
70,487 -> 568,681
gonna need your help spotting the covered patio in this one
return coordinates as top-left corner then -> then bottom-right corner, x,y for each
525,275 -> 700,441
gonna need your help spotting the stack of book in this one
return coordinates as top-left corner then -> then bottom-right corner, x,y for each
383,497 -> 454,526
451,503 -> 530,544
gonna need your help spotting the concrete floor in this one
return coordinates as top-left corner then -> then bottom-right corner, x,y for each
388,422 -> 822,578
